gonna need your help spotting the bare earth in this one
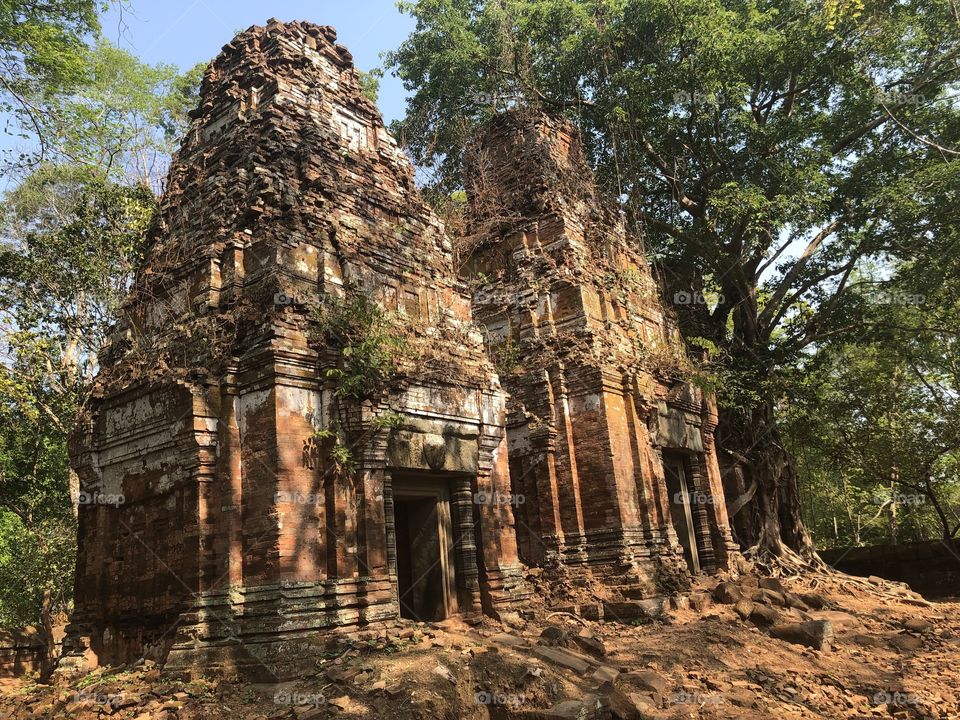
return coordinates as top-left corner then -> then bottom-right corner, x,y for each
2,572 -> 958,719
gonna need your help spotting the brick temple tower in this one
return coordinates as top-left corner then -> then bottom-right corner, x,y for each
63,20 -> 526,678
463,112 -> 738,600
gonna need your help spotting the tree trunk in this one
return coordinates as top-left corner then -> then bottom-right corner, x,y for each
39,589 -> 55,678
664,261 -> 816,561
717,399 -> 816,558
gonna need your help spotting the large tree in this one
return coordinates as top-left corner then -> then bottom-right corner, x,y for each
0,35 -> 201,633
387,0 -> 960,562
783,289 -> 960,548
0,167 -> 154,637
0,0 -> 104,164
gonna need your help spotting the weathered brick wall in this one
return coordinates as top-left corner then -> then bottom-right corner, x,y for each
821,541 -> 960,598
65,19 -> 526,679
0,630 -> 47,678
462,112 -> 738,599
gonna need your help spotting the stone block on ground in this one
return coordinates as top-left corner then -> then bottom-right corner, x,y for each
713,583 -> 743,605
769,620 -> 833,650
529,646 -> 594,674
749,605 -> 781,626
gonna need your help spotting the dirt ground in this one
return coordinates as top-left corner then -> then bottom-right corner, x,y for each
1,571 -> 958,719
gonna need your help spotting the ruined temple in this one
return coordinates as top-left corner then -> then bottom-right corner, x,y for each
463,114 -> 737,601
63,20 -> 735,678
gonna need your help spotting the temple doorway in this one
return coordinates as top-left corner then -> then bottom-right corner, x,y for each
391,477 -> 459,621
663,453 -> 702,574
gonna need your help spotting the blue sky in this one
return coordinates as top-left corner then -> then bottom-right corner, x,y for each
102,0 -> 415,124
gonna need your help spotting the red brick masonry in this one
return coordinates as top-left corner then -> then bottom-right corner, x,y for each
62,20 -> 736,679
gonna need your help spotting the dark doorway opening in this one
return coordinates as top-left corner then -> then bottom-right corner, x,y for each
392,478 -> 458,621
663,453 -> 702,574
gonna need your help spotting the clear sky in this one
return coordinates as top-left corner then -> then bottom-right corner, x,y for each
102,0 -> 415,124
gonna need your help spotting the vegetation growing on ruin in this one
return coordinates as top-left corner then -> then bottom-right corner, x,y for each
312,292 -> 413,401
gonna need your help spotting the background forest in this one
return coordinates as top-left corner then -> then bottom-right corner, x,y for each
0,0 -> 958,630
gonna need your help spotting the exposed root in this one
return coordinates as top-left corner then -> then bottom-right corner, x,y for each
544,611 -> 587,626
742,541 -> 828,579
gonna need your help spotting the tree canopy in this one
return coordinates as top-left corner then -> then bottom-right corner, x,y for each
387,0 -> 960,558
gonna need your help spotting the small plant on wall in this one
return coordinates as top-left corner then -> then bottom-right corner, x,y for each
312,426 -> 356,477
309,291 -> 413,478
312,291 -> 412,401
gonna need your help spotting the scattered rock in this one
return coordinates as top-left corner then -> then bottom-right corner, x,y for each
769,620 -> 834,650
668,596 -> 689,611
758,578 -> 787,594
530,646 -> 594,674
799,592 -> 828,610
328,695 -> 351,711
753,588 -> 787,606
890,634 -> 923,652
724,688 -> 759,708
492,632 -> 529,648
688,593 -> 711,612
592,665 -> 620,684
501,611 -> 525,628
903,618 -> 933,633
733,600 -> 755,620
749,605 -> 781,626
432,663 -> 456,684
624,669 -> 671,695
783,592 -> 810,610
573,628 -> 606,657
811,610 -> 861,632
713,582 -> 743,605
539,626 -> 571,647
603,599 -> 665,622
598,683 -> 649,719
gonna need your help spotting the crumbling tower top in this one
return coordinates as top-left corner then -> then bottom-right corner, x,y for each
104,18 -> 487,387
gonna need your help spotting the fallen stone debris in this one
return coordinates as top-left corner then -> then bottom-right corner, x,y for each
3,571 -> 958,719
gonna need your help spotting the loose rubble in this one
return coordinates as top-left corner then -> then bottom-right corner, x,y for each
3,572 -> 957,719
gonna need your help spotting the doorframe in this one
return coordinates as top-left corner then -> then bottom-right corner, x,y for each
663,453 -> 702,574
390,476 -> 459,620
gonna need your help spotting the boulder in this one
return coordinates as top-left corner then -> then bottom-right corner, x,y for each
713,582 -> 743,605
733,600 -> 755,620
749,605 -> 781,626
539,626 -> 571,647
573,628 -> 606,657
758,577 -> 787,594
890,633 -> 923,652
769,620 -> 833,650
902,618 -> 933,633
624,669 -> 671,695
